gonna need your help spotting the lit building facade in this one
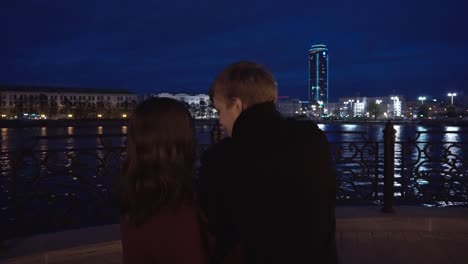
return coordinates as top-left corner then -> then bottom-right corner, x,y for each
153,93 -> 210,105
338,95 -> 406,119
309,44 -> 329,106
0,85 -> 138,119
277,98 -> 302,118
151,93 -> 215,119
324,102 -> 340,117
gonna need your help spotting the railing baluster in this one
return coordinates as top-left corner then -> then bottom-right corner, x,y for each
374,141 -> 379,200
383,121 -> 396,213
401,142 -> 407,198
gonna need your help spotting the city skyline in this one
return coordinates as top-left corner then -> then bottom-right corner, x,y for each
1,1 -> 467,101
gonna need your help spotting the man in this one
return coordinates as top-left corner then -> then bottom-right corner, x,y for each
199,61 -> 336,263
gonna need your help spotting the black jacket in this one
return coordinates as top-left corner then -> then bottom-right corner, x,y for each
199,102 -> 337,264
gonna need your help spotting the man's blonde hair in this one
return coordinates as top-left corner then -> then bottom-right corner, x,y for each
209,61 -> 278,108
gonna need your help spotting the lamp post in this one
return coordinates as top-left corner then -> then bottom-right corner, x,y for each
447,93 -> 457,105
418,96 -> 426,105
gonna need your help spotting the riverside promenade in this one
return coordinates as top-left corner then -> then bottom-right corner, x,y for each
1,206 -> 467,264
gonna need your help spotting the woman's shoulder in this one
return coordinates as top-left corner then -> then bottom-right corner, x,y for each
122,205 -> 200,229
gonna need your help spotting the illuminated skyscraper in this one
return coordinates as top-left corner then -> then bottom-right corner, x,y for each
309,44 -> 329,105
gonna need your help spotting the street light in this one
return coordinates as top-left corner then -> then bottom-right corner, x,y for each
447,93 -> 457,105
418,96 -> 426,105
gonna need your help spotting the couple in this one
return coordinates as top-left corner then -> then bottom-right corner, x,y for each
116,61 -> 337,264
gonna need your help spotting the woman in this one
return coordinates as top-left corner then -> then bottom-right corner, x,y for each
117,97 -> 207,264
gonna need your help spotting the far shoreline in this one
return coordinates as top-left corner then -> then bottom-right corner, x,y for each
0,118 -> 467,128
0,119 -> 217,128
316,119 -> 468,127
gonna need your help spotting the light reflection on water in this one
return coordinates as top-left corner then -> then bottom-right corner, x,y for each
342,124 -> 358,131
121,126 -> 128,147
1,128 -> 10,175
394,125 -> 402,141
1,128 -> 8,151
442,127 -> 463,173
394,125 -> 402,176
66,126 -> 75,150
41,127 -> 47,137
40,127 -> 48,152
444,126 -> 460,142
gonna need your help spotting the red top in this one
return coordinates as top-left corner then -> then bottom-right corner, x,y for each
120,205 -> 207,264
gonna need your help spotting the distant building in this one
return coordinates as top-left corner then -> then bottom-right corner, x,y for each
406,98 -> 446,119
338,95 -> 406,119
309,44 -> 329,106
405,100 -> 420,119
0,85 -> 138,119
150,93 -> 215,119
277,98 -> 302,118
325,102 -> 340,117
153,93 -> 210,105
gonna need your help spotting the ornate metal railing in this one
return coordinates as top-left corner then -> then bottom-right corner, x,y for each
0,135 -> 123,240
327,131 -> 381,203
1,122 -> 467,241
396,131 -> 468,206
0,134 -> 210,240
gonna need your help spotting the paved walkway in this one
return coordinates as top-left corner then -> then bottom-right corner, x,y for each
336,207 -> 468,264
1,206 -> 468,264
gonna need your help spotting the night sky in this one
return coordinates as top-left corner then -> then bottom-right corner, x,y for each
1,0 -> 467,101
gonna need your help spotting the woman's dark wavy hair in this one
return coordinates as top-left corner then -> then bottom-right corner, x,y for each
116,97 -> 196,226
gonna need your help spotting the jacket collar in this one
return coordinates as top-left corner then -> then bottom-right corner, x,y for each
231,102 -> 282,139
